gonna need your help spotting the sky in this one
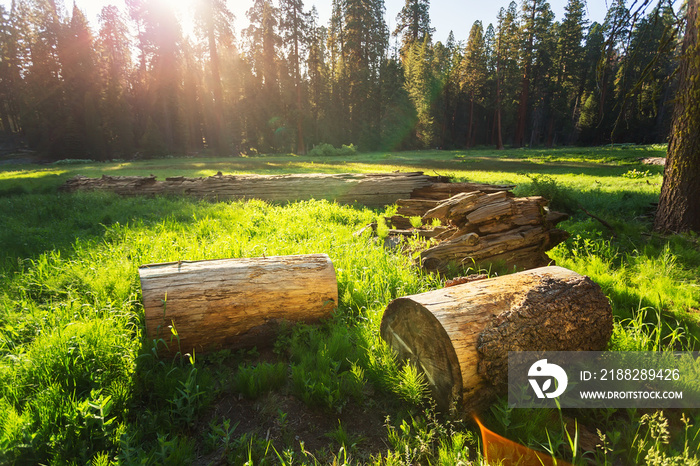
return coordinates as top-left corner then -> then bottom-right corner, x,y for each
0,0 -> 669,44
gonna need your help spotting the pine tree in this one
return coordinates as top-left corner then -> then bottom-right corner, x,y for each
194,0 -> 234,155
527,3 -> 555,146
404,37 -> 437,147
245,0 -> 282,151
548,0 -> 587,145
280,0 -> 311,154
63,4 -> 104,158
17,0 -> 68,157
576,22 -> 605,143
335,0 -> 388,148
180,38 -> 205,153
393,0 -> 434,57
514,0 -> 554,147
494,2 -> 520,148
379,57 -> 416,150
439,30 -> 464,148
129,0 -> 185,155
97,5 -> 134,157
0,3 -> 22,136
305,7 -> 329,145
596,0 -> 631,143
461,21 -> 488,147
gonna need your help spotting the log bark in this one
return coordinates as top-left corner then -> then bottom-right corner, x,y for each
380,266 -> 612,413
139,254 -> 338,355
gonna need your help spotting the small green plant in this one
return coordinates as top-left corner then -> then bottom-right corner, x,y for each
325,421 -> 365,452
385,406 -> 450,465
622,168 -> 653,179
518,173 -> 576,212
205,418 -> 239,457
376,216 -> 390,240
233,362 -> 287,399
394,363 -> 429,405
168,353 -> 206,428
630,411 -> 700,465
409,216 -> 423,228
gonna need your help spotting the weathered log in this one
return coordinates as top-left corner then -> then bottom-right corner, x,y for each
60,172 -> 439,208
419,223 -> 568,273
139,254 -> 338,355
411,182 -> 515,200
380,266 -> 612,412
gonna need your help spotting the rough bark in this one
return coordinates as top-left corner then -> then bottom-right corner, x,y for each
380,266 -> 612,412
139,254 -> 338,355
654,0 -> 700,233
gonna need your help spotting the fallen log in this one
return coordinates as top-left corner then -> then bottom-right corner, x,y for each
380,266 -> 612,412
139,254 -> 338,355
60,172 -> 519,209
60,172 -> 439,208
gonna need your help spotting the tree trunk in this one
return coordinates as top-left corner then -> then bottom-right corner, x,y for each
495,78 -> 504,150
380,266 -> 612,412
515,72 -> 530,147
140,254 -> 338,355
207,18 -> 227,155
514,1 -> 536,148
467,95 -> 475,148
654,0 -> 700,233
292,7 -> 306,155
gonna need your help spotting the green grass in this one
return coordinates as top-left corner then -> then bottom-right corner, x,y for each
0,145 -> 699,464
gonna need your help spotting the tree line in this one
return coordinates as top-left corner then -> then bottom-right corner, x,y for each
0,0 -> 682,159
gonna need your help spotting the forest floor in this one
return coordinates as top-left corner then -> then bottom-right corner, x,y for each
1,144 -> 699,465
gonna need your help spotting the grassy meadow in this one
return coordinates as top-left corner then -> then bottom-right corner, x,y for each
1,145 -> 700,465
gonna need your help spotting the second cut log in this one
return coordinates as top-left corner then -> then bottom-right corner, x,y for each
380,266 -> 612,412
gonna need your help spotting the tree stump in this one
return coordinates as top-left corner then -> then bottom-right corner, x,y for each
380,266 -> 612,412
139,254 -> 338,355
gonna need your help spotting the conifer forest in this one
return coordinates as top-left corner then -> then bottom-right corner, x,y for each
0,0 -> 684,159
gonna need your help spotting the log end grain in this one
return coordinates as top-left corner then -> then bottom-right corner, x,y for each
379,266 -> 613,413
380,299 -> 463,411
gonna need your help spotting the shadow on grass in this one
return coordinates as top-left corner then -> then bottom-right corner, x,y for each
0,192 -> 209,264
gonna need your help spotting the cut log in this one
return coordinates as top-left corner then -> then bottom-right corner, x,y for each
380,266 -> 612,412
139,254 -> 338,355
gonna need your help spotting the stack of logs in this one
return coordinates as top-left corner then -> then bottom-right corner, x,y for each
383,186 -> 570,273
